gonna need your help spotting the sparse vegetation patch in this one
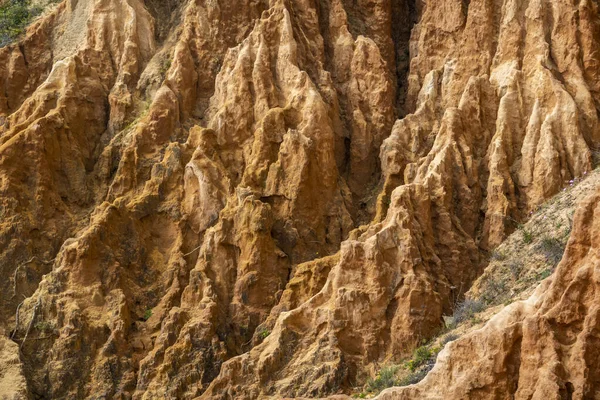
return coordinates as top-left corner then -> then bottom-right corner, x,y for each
34,320 -> 55,334
365,365 -> 400,393
257,326 -> 270,340
451,298 -> 486,325
537,235 -> 566,267
440,333 -> 459,346
356,342 -> 444,397
0,0 -> 45,47
521,228 -> 533,244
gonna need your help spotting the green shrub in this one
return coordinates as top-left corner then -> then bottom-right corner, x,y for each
143,309 -> 152,321
0,0 -> 40,47
401,345 -> 440,385
159,57 -> 172,77
522,229 -> 533,244
257,326 -> 270,340
365,365 -> 399,393
412,346 -> 431,369
363,345 -> 441,395
405,344 -> 441,372
538,268 -> 553,280
35,320 -> 55,333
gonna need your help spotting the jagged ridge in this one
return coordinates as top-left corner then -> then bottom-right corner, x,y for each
0,0 -> 599,399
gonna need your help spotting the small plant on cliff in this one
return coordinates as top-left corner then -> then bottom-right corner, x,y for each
538,235 -> 565,267
257,326 -> 270,340
365,365 -> 399,393
397,367 -> 430,386
159,57 -> 172,78
538,268 -> 553,280
521,228 -> 534,244
452,298 -> 486,325
440,333 -> 460,346
405,345 -> 432,372
34,320 -> 55,334
406,344 -> 441,371
358,343 -> 442,396
143,309 -> 152,321
507,260 -> 523,279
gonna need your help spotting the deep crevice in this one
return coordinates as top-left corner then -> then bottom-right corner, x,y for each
392,0 -> 419,117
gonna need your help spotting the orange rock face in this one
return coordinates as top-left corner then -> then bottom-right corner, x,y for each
1,0 -> 600,399
373,189 -> 600,400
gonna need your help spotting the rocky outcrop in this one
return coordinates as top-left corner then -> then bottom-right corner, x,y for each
373,187 -> 600,400
0,334 -> 28,400
1,0 -> 600,398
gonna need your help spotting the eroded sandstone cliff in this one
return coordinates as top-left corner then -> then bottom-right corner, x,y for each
1,0 -> 600,398
371,185 -> 600,400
